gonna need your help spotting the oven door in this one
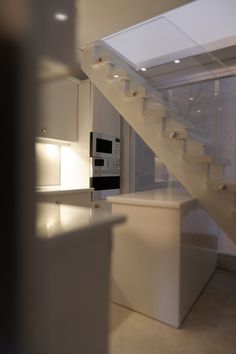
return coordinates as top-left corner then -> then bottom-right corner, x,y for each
90,132 -> 115,159
90,176 -> 120,200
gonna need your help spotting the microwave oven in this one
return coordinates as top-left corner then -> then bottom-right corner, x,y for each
90,132 -> 120,159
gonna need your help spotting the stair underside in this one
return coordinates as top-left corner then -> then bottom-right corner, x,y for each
81,46 -> 236,244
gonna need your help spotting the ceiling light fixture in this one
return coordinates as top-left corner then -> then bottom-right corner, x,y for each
54,13 -> 68,21
141,67 -> 147,72
113,74 -> 119,78
174,59 -> 181,64
189,97 -> 194,101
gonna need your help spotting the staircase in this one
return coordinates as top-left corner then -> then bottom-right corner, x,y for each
81,42 -> 236,244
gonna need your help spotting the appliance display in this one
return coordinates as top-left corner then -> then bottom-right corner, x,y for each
90,132 -> 120,201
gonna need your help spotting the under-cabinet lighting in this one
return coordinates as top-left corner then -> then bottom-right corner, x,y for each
141,67 -> 147,71
45,143 -> 60,158
54,13 -> 68,21
174,59 -> 181,64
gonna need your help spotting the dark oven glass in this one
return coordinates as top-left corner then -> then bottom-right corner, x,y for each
96,138 -> 112,154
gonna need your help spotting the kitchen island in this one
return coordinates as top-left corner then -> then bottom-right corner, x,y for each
107,188 -> 218,328
31,202 -> 125,354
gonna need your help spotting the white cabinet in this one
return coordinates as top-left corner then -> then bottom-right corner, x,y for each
108,188 -> 218,328
34,203 -> 125,354
90,82 -> 121,137
36,189 -> 92,208
37,77 -> 79,142
79,79 -> 121,137
91,199 -> 112,212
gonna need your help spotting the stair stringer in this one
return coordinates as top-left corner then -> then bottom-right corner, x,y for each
81,46 -> 236,244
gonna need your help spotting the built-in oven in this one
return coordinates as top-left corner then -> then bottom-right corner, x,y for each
90,132 -> 120,201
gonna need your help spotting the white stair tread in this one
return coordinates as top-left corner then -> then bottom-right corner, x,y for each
208,180 -> 236,192
164,129 -> 212,146
184,154 -> 230,165
93,58 -> 113,67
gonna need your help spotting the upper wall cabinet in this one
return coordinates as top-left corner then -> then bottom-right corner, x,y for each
79,80 -> 121,138
37,77 -> 79,142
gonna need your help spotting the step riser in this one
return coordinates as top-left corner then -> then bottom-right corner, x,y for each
206,165 -> 225,183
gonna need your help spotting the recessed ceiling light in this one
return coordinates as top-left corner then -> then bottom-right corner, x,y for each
189,97 -> 194,101
113,74 -> 119,78
218,107 -> 223,111
54,13 -> 68,21
214,92 -> 219,96
197,110 -> 201,113
141,67 -> 147,72
174,59 -> 181,64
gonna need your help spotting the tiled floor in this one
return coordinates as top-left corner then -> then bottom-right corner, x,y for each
109,269 -> 236,354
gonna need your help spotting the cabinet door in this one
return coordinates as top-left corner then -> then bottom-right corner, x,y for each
37,191 -> 92,208
91,84 -> 121,137
91,200 -> 111,212
37,78 -> 78,141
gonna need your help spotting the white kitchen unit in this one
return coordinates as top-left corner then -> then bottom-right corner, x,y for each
32,202 -> 126,354
36,186 -> 93,207
91,199 -> 112,211
37,77 -> 79,141
107,188 -> 218,328
79,79 -> 121,138
79,79 -> 121,208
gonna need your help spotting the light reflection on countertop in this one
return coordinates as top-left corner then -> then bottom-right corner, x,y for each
36,202 -> 125,239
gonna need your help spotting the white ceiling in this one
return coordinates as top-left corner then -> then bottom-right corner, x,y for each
102,0 -> 236,71
77,0 -> 191,47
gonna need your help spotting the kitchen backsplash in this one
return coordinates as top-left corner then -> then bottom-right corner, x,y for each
35,143 -> 60,186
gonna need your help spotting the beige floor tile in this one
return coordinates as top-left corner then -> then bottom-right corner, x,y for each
109,269 -> 236,354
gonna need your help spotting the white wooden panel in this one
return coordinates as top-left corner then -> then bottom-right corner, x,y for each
37,78 -> 78,141
91,84 -> 121,137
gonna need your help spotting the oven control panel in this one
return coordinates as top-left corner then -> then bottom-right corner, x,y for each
90,158 -> 120,177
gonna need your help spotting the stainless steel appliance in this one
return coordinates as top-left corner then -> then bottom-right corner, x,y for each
90,132 -> 120,201
90,132 -> 120,160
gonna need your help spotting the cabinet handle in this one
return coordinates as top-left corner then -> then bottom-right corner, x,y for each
55,200 -> 61,204
94,203 -> 100,209
41,128 -> 47,133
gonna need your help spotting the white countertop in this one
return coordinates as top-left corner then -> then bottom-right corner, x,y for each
36,202 -> 125,238
107,188 -> 195,209
36,186 -> 94,195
